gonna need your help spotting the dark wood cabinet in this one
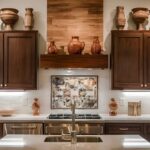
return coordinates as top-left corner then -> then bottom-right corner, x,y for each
0,124 -> 3,138
0,31 -> 37,90
144,124 -> 150,141
111,30 -> 150,89
105,123 -> 144,137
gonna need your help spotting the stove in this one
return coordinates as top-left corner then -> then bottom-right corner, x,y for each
48,114 -> 101,119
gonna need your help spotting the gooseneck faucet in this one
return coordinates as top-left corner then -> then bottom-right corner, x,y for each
61,101 -> 77,144
71,101 -> 77,144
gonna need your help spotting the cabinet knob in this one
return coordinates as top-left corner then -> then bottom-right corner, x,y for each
119,128 -> 129,131
141,84 -> 143,87
4,84 -> 7,87
144,84 -> 148,87
0,84 -> 3,87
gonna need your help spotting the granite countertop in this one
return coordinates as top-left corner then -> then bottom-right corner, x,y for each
0,134 -> 149,150
0,114 -> 150,123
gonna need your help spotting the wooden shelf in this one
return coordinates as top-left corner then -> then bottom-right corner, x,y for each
40,54 -> 108,69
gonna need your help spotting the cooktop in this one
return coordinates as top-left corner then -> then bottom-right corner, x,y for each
48,114 -> 101,119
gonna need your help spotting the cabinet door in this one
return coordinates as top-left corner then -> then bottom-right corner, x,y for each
0,33 -> 3,89
4,32 -> 37,89
144,32 -> 150,88
105,123 -> 144,135
112,31 -> 143,89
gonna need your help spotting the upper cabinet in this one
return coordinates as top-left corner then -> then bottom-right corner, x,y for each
0,31 -> 37,90
111,30 -> 150,90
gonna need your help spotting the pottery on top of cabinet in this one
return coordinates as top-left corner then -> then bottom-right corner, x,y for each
115,6 -> 126,30
0,8 -> 19,30
47,41 -> 58,54
68,36 -> 85,54
91,36 -> 102,54
24,8 -> 34,30
132,7 -> 149,30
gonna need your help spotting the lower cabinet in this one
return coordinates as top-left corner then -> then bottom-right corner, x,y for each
3,123 -> 43,135
144,124 -> 150,141
0,124 -> 3,138
105,123 -> 144,135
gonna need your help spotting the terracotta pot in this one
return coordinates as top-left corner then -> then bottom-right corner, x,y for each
24,8 -> 34,30
0,8 -> 19,30
116,6 -> 126,30
132,7 -> 149,30
48,41 -> 58,54
68,36 -> 85,54
91,36 -> 102,54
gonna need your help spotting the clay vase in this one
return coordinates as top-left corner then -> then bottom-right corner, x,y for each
0,8 -> 19,30
116,6 -> 126,30
24,8 -> 34,30
132,7 -> 149,30
109,98 -> 118,116
68,36 -> 85,54
91,36 -> 102,54
48,41 -> 58,54
32,98 -> 40,116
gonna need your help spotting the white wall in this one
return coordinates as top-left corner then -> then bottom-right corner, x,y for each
0,0 -> 150,115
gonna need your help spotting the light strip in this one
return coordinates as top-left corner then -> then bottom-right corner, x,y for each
0,92 -> 25,96
122,91 -> 150,97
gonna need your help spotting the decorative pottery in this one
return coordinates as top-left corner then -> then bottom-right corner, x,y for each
0,8 -> 19,30
32,98 -> 40,116
91,36 -> 102,54
24,8 -> 34,30
48,41 -> 58,54
68,36 -> 85,54
132,7 -> 149,30
116,6 -> 126,30
109,98 -> 118,116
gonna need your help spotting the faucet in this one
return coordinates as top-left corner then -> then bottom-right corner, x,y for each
61,101 -> 77,144
70,101 -> 77,144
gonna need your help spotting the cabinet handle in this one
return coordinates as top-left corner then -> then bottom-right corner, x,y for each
141,84 -> 143,87
0,84 -> 3,87
144,84 -> 148,87
119,128 -> 129,131
4,84 -> 7,87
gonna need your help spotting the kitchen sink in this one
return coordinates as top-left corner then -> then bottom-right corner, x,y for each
44,136 -> 102,142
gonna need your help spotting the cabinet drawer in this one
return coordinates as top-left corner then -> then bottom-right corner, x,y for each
105,123 -> 144,134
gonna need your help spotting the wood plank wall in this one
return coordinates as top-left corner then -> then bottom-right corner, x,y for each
47,0 -> 103,54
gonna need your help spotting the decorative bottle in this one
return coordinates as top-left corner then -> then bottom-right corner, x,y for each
32,98 -> 40,116
24,8 -> 34,30
48,41 -> 58,54
109,98 -> 118,116
116,6 -> 126,30
68,36 -> 85,54
91,36 -> 102,54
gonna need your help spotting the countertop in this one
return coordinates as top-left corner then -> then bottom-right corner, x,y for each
0,114 -> 150,123
0,134 -> 149,150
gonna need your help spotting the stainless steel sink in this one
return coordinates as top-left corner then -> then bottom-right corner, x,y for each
44,136 -> 102,142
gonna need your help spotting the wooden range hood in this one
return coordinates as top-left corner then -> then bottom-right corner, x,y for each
40,54 -> 108,69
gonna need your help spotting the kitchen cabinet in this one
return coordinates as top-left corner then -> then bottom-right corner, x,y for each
105,123 -> 144,137
0,31 -> 37,90
0,124 -> 3,138
144,124 -> 150,141
111,30 -> 150,89
4,123 -> 43,135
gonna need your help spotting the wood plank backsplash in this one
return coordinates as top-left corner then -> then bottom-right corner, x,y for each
47,0 -> 103,54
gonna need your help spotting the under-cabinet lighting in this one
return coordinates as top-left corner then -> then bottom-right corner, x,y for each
122,91 -> 150,97
0,92 -> 25,96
